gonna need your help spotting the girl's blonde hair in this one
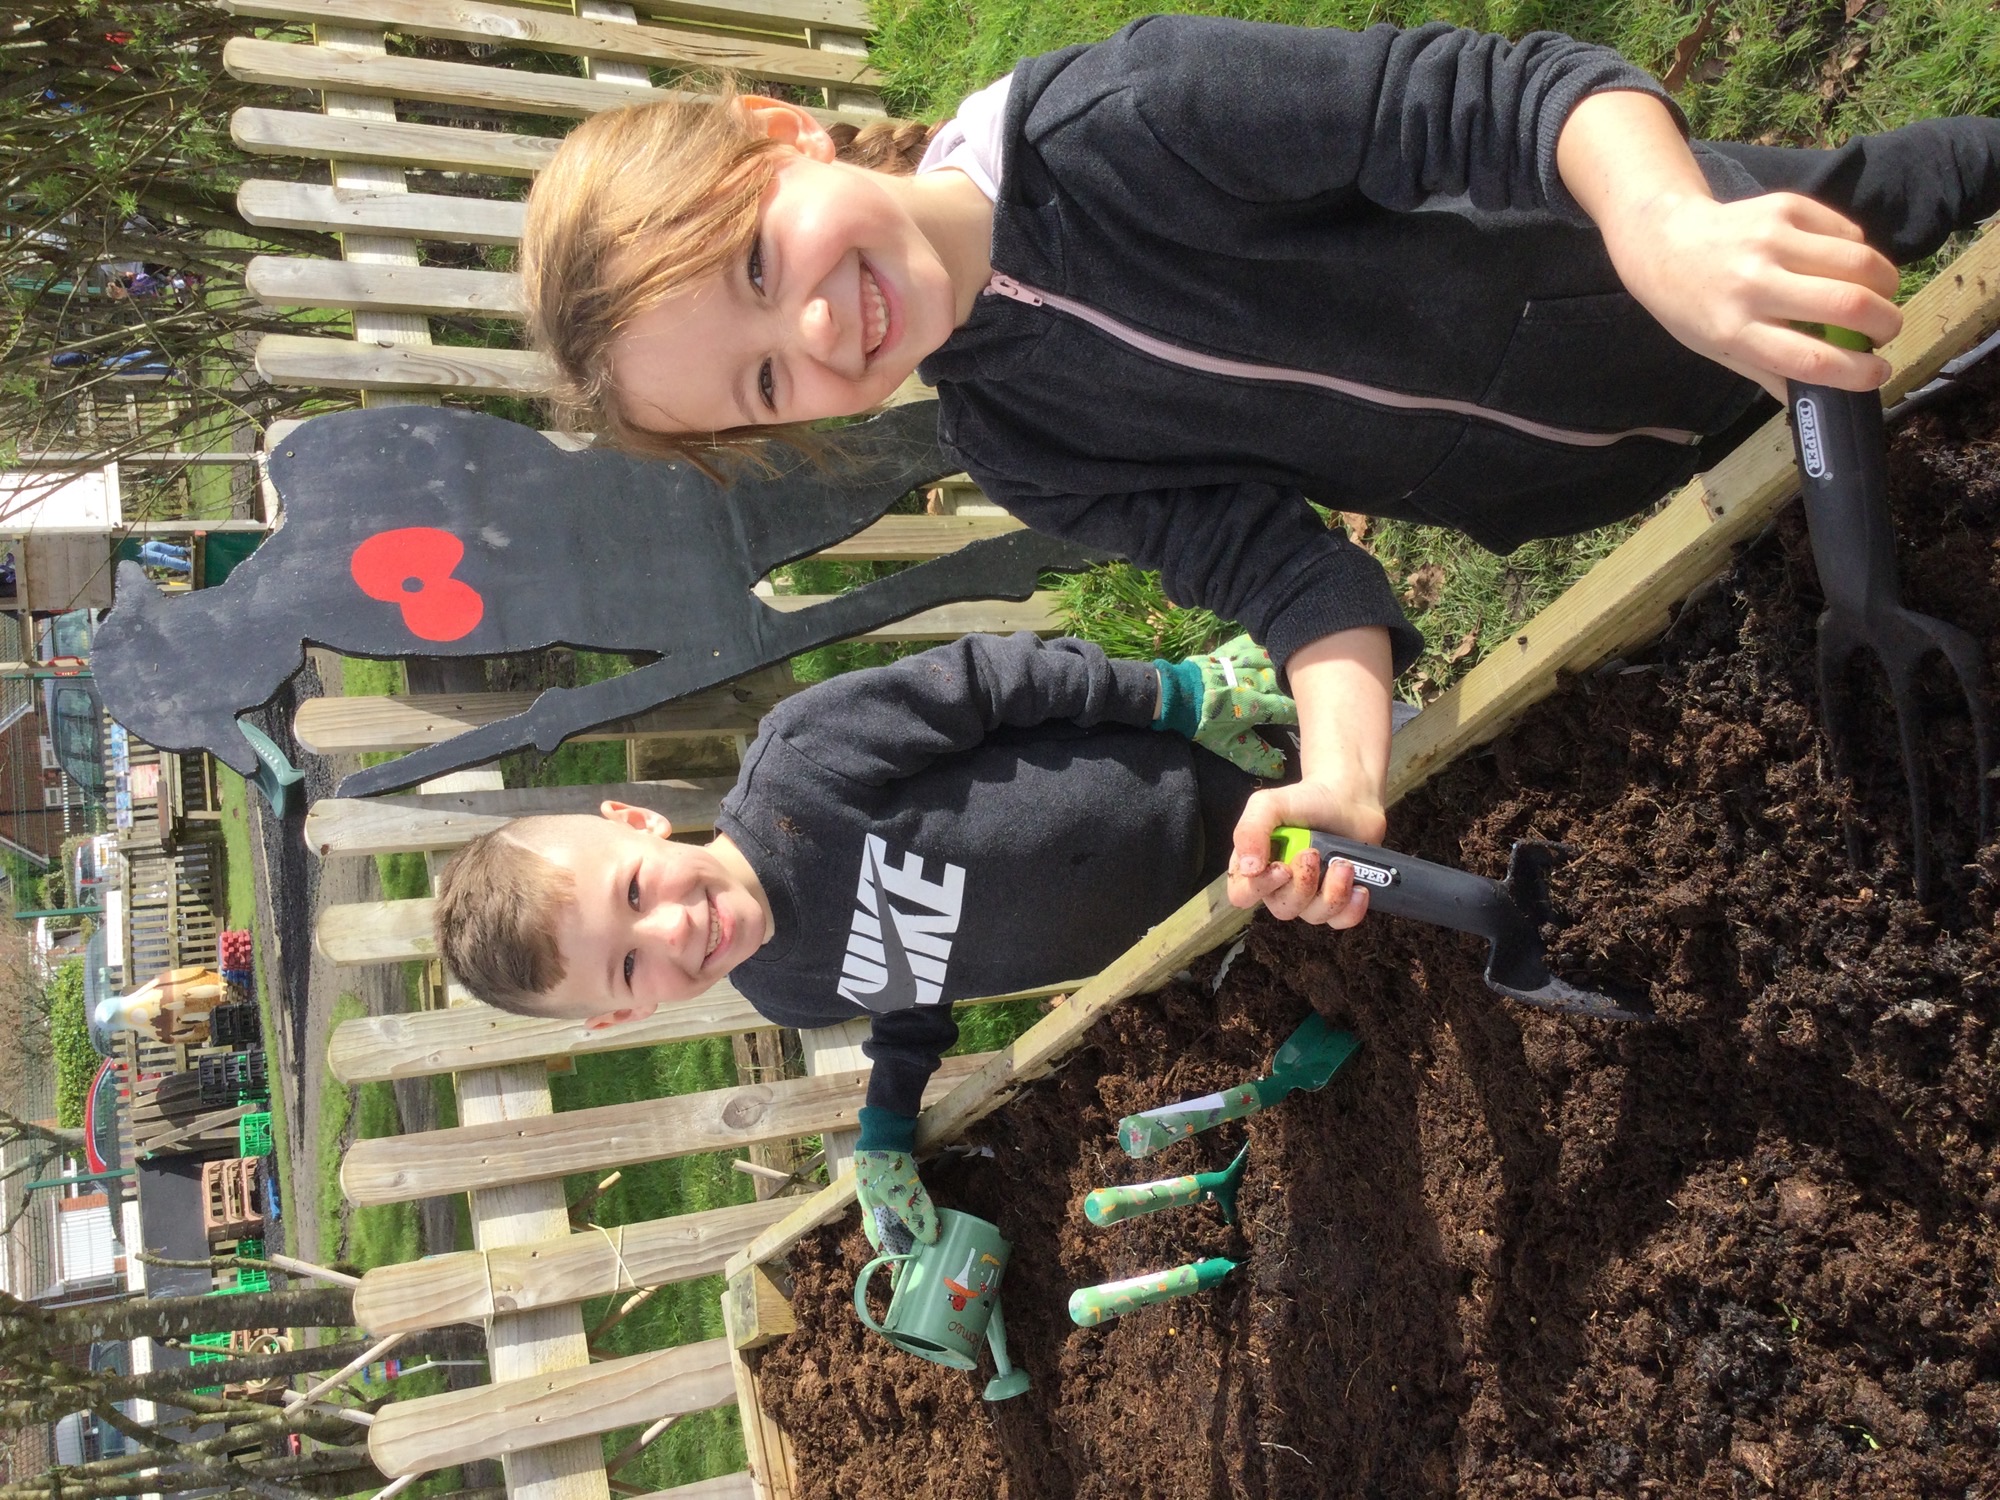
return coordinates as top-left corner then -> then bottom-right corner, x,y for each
521,82 -> 936,464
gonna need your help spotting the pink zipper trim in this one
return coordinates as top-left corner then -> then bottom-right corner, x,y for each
983,273 -> 1701,451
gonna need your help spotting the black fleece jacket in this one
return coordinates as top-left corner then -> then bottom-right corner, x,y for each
717,633 -> 1252,1119
918,16 -> 1992,674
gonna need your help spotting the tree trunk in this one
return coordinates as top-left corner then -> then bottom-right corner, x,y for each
20,1286 -> 355,1345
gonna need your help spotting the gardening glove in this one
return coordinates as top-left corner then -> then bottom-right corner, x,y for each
1154,634 -> 1296,779
854,1107 -> 938,1256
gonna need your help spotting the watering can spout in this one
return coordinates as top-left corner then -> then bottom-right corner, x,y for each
981,1295 -> 1030,1402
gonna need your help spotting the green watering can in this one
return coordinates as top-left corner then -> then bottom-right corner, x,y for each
853,1208 -> 1031,1402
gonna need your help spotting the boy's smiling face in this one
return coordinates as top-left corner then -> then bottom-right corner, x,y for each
534,802 -> 772,1028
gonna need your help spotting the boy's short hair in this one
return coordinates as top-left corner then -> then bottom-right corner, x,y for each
434,820 -> 579,1014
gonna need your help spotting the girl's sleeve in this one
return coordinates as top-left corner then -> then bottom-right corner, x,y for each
1000,482 -> 1423,677
762,632 -> 1162,787
1056,14 -> 1679,221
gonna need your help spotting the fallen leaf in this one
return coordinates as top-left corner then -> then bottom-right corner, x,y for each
1338,512 -> 1372,548
1661,0 -> 1722,92
1445,627 -> 1478,663
1844,0 -> 1867,18
1400,563 -> 1446,612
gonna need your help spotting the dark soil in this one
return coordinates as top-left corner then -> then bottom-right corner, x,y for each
754,361 -> 2000,1499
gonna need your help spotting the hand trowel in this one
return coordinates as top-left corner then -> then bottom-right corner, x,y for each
1118,1014 -> 1357,1159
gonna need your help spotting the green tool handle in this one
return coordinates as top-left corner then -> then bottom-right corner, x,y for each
1067,1258 -> 1239,1327
1084,1171 -> 1207,1226
1117,1082 -> 1266,1159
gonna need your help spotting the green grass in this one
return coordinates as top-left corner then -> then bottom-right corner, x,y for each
315,994 -> 365,1268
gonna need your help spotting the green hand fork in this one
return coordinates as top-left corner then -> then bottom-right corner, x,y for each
1083,1145 -> 1249,1226
1117,1015 -> 1358,1159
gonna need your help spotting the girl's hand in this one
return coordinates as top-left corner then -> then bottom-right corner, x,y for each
1556,90 -> 1902,399
1605,190 -> 1900,399
1226,625 -> 1393,926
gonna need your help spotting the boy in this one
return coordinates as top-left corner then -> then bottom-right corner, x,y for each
436,631 -> 1315,1253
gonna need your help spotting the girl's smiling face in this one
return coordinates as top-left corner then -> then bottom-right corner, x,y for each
608,103 -> 991,436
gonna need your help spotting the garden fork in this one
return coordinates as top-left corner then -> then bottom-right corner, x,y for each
1788,327 -> 1993,898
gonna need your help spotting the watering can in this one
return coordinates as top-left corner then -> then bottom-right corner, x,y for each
852,1207 -> 1031,1401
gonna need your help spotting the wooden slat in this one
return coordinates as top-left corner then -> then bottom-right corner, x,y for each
653,1480 -> 757,1500
225,39 -> 853,124
293,674 -> 797,756
455,1059 -> 608,1500
224,0 -> 881,89
238,179 -> 528,245
317,24 -> 437,415
327,980 -> 1069,1082
234,106 -> 559,176
248,256 -> 524,317
342,1052 -> 990,1204
305,781 -> 735,857
723,882 -> 1250,1279
254,332 -> 548,392
353,1197 -> 793,1332
797,1018 -> 868,1182
369,1340 -> 737,1476
628,0 -> 870,35
1385,221 -> 2000,803
805,511 -> 1021,558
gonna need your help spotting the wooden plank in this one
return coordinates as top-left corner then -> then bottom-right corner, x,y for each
805,511 -> 1021,559
224,0 -> 880,88
653,1480 -> 756,1500
317,24 -> 437,415
293,674 -> 797,755
254,332 -> 549,393
342,1052 -> 991,1204
247,256 -> 525,318
725,1306 -> 794,1500
305,781 -> 735,857
317,897 -> 437,965
723,1261 -> 795,1352
454,1060 -> 609,1500
796,1018 -> 868,1182
630,0 -> 870,35
765,591 -> 1061,639
352,1197 -> 793,1332
234,106 -> 559,177
1385,221 -> 2000,805
237,179 -> 528,245
725,881 -> 1248,1279
327,981 -> 1070,1082
369,1340 -> 737,1476
227,39 -> 860,125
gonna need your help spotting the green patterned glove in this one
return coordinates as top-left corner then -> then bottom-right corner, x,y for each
854,1108 -> 938,1255
1154,634 -> 1296,778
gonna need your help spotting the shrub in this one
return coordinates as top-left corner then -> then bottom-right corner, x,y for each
50,960 -> 93,1128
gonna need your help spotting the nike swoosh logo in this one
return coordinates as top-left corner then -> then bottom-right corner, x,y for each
851,852 -> 921,1015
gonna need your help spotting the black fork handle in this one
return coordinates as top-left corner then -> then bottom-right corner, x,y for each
1787,379 -> 1903,617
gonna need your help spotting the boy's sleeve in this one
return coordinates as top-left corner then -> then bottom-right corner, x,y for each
1001,482 -> 1423,677
1049,14 -> 1680,222
762,631 -> 1162,787
861,1005 -> 960,1118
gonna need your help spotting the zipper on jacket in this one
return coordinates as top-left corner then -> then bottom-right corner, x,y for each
982,272 -> 1702,450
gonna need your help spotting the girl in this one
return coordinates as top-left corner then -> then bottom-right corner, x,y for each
520,15 -> 2000,928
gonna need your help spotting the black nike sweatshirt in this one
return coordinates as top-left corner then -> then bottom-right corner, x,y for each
716,632 -> 1253,1118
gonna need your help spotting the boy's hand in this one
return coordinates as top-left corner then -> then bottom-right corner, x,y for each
854,1150 -> 939,1255
1156,634 -> 1297,777
1228,772 -> 1384,928
1226,626 -> 1394,925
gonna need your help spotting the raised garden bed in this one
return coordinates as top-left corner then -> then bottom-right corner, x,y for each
750,361 -> 2000,1497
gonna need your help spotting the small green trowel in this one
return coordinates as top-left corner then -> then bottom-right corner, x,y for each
1117,1015 -> 1358,1159
1083,1144 -> 1249,1226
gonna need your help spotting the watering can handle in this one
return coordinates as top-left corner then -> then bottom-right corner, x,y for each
851,1252 -> 916,1337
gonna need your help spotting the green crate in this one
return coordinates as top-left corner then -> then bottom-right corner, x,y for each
238,1236 -> 264,1260
232,1267 -> 270,1293
190,1331 -> 230,1365
239,1112 -> 273,1157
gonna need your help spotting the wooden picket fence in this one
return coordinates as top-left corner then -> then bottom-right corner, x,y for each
217,4 -> 2000,1496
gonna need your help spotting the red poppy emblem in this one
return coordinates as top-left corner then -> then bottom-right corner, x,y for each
349,527 -> 485,642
